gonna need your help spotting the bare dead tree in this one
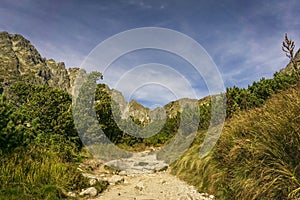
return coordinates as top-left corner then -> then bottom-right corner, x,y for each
282,33 -> 297,71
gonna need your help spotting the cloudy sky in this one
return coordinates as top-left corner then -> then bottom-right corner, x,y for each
1,0 -> 300,108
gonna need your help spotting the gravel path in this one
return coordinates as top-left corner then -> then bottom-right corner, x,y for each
95,170 -> 214,200
84,151 -> 215,200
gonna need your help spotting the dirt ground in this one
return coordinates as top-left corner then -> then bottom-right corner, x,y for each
81,152 -> 214,200
94,170 -> 214,200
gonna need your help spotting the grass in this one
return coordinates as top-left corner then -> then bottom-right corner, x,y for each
0,145 -> 91,200
171,84 -> 300,199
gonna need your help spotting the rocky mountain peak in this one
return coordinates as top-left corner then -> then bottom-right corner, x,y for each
0,31 -> 78,94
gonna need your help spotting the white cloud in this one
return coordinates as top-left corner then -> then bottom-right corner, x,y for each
104,63 -> 198,107
210,25 -> 295,87
34,40 -> 85,68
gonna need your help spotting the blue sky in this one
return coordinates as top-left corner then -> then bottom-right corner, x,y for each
1,0 -> 300,108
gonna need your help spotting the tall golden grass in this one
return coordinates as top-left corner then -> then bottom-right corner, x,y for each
171,84 -> 300,199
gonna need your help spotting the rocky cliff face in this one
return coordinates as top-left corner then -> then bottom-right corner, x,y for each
109,88 -> 166,124
0,31 -> 78,94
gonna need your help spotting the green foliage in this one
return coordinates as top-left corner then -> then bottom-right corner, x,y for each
2,65 -> 298,199
94,83 -> 125,144
226,71 -> 299,118
73,72 -> 108,145
0,82 -> 81,154
93,82 -> 180,147
198,103 -> 211,130
143,113 -> 180,146
0,82 -> 88,199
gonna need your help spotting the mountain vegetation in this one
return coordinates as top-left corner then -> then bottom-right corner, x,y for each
171,80 -> 300,199
171,41 -> 300,199
0,82 -> 90,199
0,31 -> 300,199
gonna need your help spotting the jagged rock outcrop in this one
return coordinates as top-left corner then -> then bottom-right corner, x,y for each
109,88 -> 167,124
128,100 -> 151,124
0,31 -> 78,94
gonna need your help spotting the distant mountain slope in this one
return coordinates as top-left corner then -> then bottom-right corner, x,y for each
0,31 -> 79,94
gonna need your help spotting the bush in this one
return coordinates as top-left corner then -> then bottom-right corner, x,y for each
0,82 -> 87,199
226,71 -> 299,118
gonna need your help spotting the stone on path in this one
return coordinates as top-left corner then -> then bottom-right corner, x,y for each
108,175 -> 124,185
135,182 -> 144,191
80,187 -> 98,197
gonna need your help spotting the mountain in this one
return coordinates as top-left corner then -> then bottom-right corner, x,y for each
0,31 -> 175,123
1,31 -> 298,124
105,86 -> 167,124
0,31 -> 79,94
0,31 -> 182,124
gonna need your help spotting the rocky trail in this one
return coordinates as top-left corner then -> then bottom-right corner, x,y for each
77,151 -> 215,200
95,171 -> 214,200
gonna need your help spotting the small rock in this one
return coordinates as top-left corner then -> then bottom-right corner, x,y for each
154,165 -> 168,172
82,172 -> 98,179
119,171 -> 127,176
209,194 -> 215,199
135,182 -> 144,191
108,175 -> 124,185
102,177 -> 108,181
89,178 -> 97,186
67,191 -> 76,197
79,187 -> 98,197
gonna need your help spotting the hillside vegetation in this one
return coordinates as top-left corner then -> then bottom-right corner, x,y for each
171,77 -> 300,199
0,83 -> 98,199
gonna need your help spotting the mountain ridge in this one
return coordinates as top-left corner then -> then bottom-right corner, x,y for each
0,31 -> 205,123
0,31 -> 79,94
1,31 -> 299,123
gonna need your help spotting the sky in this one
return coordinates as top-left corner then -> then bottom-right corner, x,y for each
0,0 -> 300,108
